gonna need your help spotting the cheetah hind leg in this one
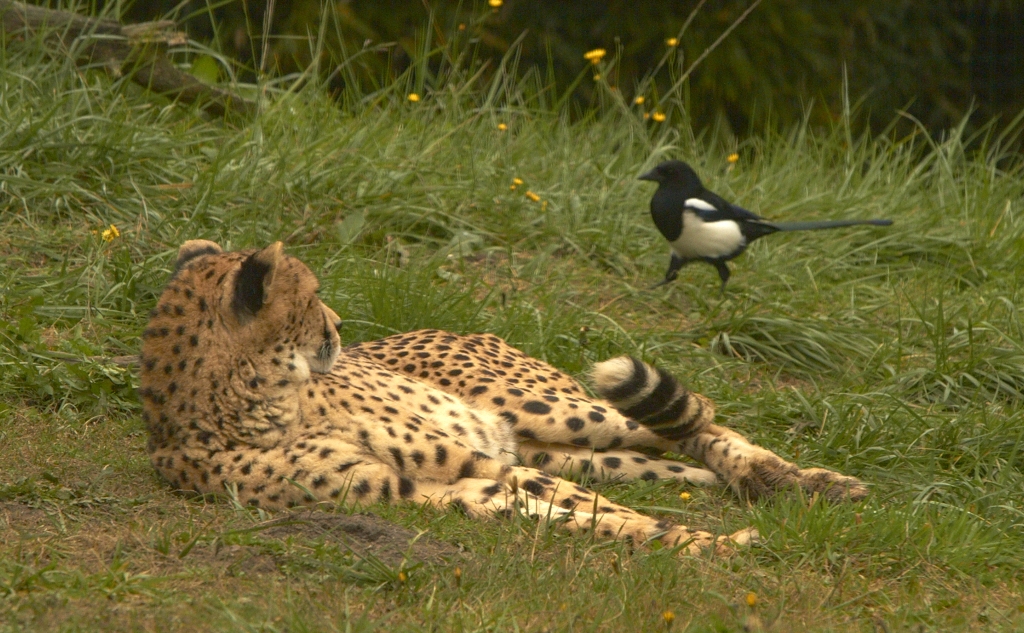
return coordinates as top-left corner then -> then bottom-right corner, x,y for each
516,441 -> 719,486
679,424 -> 869,503
592,356 -> 868,503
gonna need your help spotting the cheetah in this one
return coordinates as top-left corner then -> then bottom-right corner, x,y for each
139,240 -> 868,555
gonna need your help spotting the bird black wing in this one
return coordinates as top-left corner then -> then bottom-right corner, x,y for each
688,190 -> 764,223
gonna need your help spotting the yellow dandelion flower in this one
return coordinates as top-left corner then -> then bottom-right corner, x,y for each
101,224 -> 120,242
652,112 -> 666,122
509,185 -> 517,191
746,592 -> 758,607
525,191 -> 540,202
584,48 -> 606,64
663,610 -> 676,625
593,73 -> 601,80
513,178 -> 524,185
666,37 -> 679,47
497,122 -> 508,131
407,93 -> 420,102
398,571 -> 408,583
634,96 -> 645,105
727,153 -> 740,163
679,492 -> 691,501
488,0 -> 502,6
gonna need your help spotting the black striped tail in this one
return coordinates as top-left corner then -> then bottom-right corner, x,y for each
591,356 -> 713,441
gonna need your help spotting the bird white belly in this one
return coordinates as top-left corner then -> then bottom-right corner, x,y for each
670,212 -> 744,259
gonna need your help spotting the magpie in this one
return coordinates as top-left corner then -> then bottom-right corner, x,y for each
639,160 -> 893,292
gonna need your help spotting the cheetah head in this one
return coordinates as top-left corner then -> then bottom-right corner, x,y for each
174,239 -> 342,378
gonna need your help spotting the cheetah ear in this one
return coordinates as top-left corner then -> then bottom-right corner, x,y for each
232,241 -> 284,323
175,240 -> 223,271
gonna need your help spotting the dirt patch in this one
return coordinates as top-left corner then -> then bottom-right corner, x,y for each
192,544 -> 282,577
258,511 -> 462,568
0,501 -> 53,538
1,496 -> 461,583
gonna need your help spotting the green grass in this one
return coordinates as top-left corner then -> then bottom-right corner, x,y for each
3,18 -> 1024,633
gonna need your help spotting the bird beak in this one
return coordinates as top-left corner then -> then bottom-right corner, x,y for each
638,169 -> 658,182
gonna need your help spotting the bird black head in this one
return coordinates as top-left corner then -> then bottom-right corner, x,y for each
638,160 -> 704,192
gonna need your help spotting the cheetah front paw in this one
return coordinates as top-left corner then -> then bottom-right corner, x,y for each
661,526 -> 759,556
710,527 -> 761,557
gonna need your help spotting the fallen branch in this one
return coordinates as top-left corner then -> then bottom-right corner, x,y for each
0,0 -> 256,117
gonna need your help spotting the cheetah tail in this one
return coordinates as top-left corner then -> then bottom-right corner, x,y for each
591,356 -> 714,441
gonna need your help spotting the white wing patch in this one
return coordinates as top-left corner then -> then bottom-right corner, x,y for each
670,211 -> 744,259
684,197 -> 717,212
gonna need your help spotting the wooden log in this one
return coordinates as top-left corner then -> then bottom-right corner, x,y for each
0,0 -> 256,117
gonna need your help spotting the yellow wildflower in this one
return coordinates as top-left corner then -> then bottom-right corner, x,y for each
101,224 -> 120,242
525,191 -> 540,202
593,74 -> 601,80
454,567 -> 462,587
652,112 -> 666,122
746,592 -> 758,607
666,37 -> 679,47
663,610 -> 676,626
541,200 -> 548,211
407,93 -> 420,102
643,112 -> 650,120
584,48 -> 606,64
488,0 -> 502,6
398,571 -> 408,583
458,23 -> 466,31
634,96 -> 645,105
497,122 -> 508,131
727,153 -> 740,163
679,492 -> 691,501
513,178 -> 524,185
509,185 -> 517,191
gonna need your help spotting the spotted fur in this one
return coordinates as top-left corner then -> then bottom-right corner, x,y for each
139,240 -> 867,556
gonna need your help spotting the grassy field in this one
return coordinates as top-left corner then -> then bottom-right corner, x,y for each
3,22 -> 1024,633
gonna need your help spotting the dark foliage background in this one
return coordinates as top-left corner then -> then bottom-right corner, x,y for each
116,0 -> 1023,135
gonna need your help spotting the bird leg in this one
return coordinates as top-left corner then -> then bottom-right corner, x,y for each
711,260 -> 731,295
651,254 -> 686,289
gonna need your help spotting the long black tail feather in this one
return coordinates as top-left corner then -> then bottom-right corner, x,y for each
769,218 -> 893,232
